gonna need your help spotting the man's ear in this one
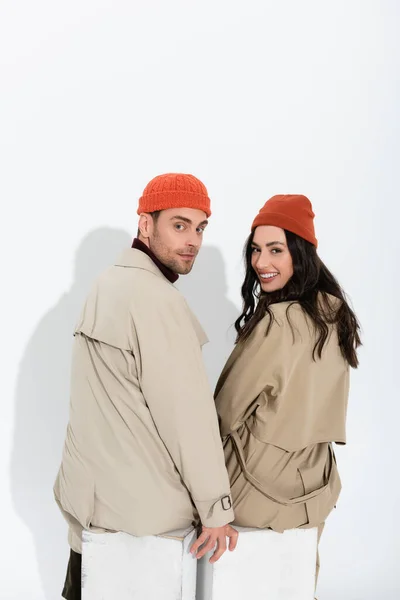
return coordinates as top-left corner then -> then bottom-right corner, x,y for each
138,213 -> 152,239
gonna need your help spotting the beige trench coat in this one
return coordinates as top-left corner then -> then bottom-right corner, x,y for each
54,249 -> 233,552
215,297 -> 349,532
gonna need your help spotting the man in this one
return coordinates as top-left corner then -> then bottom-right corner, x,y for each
54,173 -> 238,600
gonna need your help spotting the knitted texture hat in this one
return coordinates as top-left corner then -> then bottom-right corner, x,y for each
252,194 -> 318,247
137,173 -> 211,217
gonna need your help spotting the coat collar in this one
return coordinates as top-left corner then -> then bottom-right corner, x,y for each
131,238 -> 178,283
115,248 -> 176,284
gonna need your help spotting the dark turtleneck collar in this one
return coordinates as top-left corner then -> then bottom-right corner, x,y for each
131,238 -> 179,284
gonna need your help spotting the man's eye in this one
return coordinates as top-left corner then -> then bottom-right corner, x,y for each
197,227 -> 205,234
175,224 -> 185,231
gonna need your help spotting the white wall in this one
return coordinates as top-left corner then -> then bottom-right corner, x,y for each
1,1 -> 399,599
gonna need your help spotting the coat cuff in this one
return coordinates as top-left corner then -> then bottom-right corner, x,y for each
195,495 -> 235,528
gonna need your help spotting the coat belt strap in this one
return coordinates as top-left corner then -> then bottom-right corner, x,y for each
230,430 -> 334,507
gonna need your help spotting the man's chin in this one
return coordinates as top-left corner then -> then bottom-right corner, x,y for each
174,258 -> 196,275
176,264 -> 194,275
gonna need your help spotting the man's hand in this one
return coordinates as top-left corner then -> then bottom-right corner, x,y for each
190,524 -> 238,563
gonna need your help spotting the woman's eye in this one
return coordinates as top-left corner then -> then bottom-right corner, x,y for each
251,247 -> 260,253
271,248 -> 282,254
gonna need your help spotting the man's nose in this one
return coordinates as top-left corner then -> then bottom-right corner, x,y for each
186,230 -> 200,248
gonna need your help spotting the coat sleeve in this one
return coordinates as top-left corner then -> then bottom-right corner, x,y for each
132,285 -> 234,528
215,304 -> 306,436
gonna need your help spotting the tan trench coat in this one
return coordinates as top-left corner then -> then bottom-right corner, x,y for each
215,297 -> 349,532
54,249 -> 233,553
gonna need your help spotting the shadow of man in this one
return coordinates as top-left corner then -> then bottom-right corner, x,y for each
10,227 -> 132,600
177,245 -> 240,388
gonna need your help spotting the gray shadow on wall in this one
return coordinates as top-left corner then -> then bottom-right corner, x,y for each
10,227 -> 132,600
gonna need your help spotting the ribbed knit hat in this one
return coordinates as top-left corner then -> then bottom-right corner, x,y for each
252,194 -> 318,247
137,173 -> 211,217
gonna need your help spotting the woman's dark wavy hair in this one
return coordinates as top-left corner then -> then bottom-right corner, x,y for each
235,229 -> 361,368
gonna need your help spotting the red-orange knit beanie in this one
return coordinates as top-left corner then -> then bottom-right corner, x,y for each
137,173 -> 211,217
251,194 -> 318,247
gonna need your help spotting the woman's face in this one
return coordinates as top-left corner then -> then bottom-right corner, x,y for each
251,226 -> 294,292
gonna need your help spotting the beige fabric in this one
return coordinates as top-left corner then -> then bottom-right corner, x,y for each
54,249 -> 233,553
215,297 -> 348,531
315,521 -> 325,590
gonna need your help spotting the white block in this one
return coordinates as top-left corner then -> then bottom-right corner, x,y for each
197,526 -> 318,600
82,528 -> 197,600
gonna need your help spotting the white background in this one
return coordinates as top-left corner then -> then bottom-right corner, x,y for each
1,1 -> 399,599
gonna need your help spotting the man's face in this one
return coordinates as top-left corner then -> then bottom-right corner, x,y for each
139,208 -> 209,275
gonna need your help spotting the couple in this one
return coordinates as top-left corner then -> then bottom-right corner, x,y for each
54,173 -> 361,599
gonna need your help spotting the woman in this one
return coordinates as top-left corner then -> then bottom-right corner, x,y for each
215,194 -> 361,585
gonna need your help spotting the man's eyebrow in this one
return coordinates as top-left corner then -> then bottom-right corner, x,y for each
171,216 -> 192,224
171,216 -> 209,226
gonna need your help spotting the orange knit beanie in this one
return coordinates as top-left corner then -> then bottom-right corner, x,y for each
252,194 -> 318,247
137,173 -> 211,217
